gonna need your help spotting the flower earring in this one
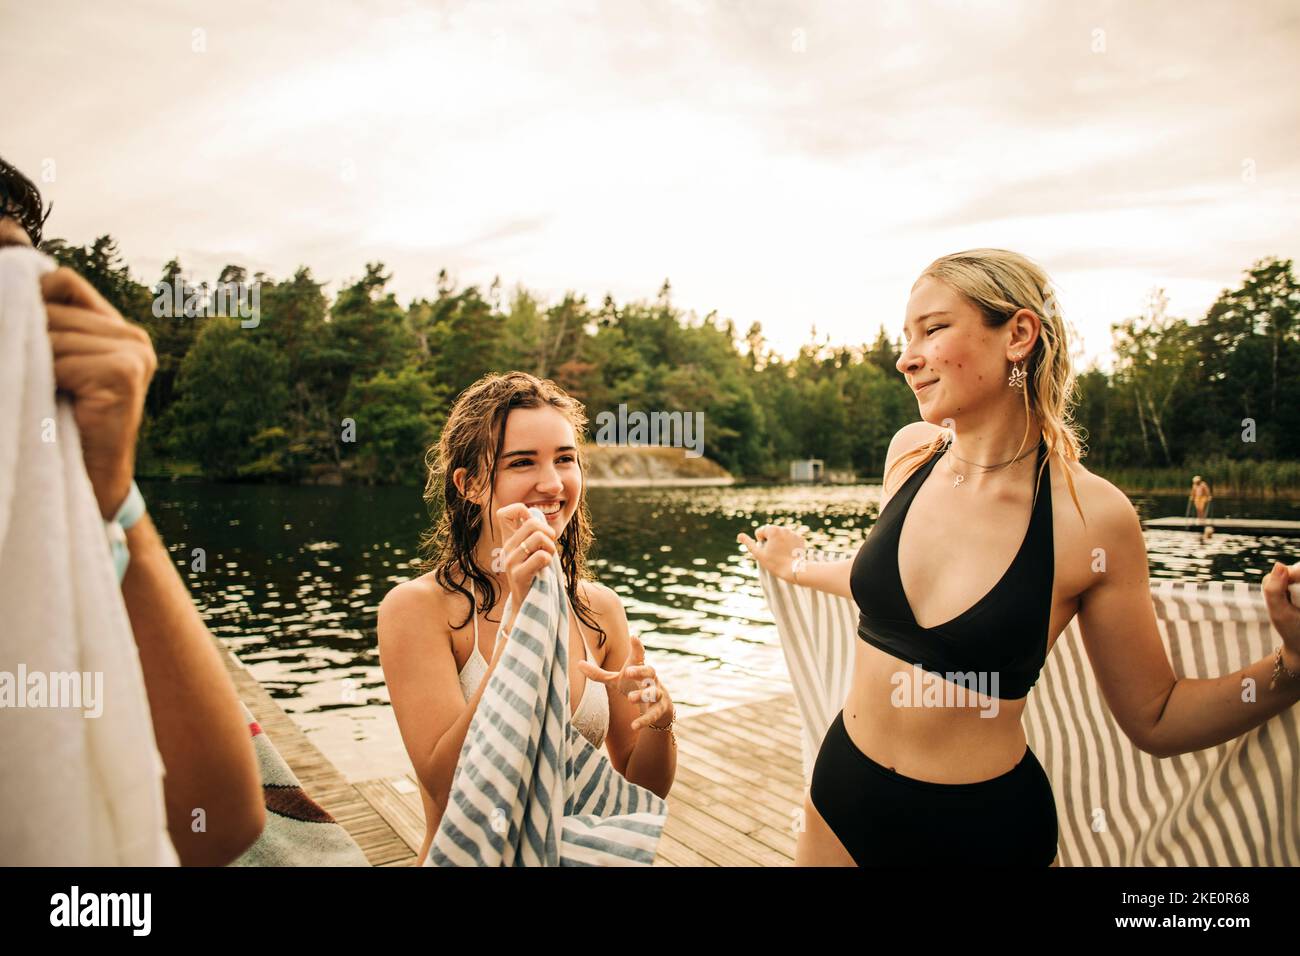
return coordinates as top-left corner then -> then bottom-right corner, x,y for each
1007,353 -> 1027,390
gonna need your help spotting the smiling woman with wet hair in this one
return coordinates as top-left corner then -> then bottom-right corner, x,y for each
378,371 -> 678,865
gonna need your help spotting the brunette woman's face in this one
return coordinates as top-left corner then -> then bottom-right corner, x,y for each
490,405 -> 582,534
896,276 -> 1016,426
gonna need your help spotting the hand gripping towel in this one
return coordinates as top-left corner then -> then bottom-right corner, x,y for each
0,247 -> 177,865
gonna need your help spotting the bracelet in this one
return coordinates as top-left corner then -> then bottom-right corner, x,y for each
105,481 -> 146,584
790,554 -> 806,585
644,710 -> 677,747
1270,646 -> 1300,691
645,710 -> 675,731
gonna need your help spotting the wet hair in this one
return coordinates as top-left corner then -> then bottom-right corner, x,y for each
0,157 -> 52,246
418,370 -> 606,646
889,247 -> 1087,523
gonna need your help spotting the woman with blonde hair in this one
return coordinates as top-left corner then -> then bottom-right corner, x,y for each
379,372 -> 677,865
739,248 -> 1300,866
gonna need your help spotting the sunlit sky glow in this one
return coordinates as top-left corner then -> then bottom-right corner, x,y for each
3,0 -> 1297,369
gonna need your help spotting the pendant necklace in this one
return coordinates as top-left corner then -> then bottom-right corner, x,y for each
944,438 -> 1042,488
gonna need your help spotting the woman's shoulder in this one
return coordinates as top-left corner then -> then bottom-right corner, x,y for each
889,420 -> 947,457
881,421 -> 946,500
577,579 -> 623,622
377,572 -> 455,642
1054,457 -> 1141,538
575,580 -> 627,659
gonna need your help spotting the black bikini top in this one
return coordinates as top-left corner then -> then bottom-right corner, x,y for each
849,437 -> 1054,700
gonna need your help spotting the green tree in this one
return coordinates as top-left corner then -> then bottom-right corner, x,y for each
1110,288 -> 1197,466
168,317 -> 292,479
341,367 -> 446,484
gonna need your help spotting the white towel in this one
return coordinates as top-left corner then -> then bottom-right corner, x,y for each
427,530 -> 668,866
0,247 -> 177,865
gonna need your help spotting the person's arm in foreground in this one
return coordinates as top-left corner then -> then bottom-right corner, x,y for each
43,266 -> 264,865
1076,481 -> 1300,757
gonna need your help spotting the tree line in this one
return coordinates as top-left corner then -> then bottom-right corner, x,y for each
42,235 -> 1300,488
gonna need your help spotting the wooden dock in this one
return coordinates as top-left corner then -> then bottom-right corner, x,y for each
223,640 -> 806,866
1141,516 -> 1300,536
351,692 -> 806,866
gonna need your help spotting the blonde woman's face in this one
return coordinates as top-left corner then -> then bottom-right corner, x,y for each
491,405 -> 583,535
896,276 -> 1017,426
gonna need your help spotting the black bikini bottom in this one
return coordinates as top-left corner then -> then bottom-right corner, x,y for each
809,709 -> 1059,866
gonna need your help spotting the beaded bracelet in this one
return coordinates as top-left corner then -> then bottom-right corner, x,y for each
1270,646 -> 1300,691
644,711 -> 677,747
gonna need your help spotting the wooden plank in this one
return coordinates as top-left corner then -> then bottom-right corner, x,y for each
702,701 -> 804,749
653,831 -> 713,867
672,748 -> 805,822
1142,517 -> 1300,536
687,699 -> 802,742
355,779 -> 426,855
674,737 -> 805,810
750,825 -> 799,859
666,778 -> 771,837
673,765 -> 800,832
695,721 -> 802,763
660,810 -> 762,867
680,721 -> 806,789
664,798 -> 790,867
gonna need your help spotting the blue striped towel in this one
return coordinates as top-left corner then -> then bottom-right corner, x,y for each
426,529 -> 668,866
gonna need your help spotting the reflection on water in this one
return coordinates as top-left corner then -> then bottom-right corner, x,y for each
143,479 -> 1300,780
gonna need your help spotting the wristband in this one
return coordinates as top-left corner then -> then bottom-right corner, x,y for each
106,481 -> 146,583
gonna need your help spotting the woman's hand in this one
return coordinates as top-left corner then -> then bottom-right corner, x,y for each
43,267 -> 157,519
1263,560 -> 1300,668
736,523 -> 808,583
494,502 -> 560,618
577,634 -> 674,731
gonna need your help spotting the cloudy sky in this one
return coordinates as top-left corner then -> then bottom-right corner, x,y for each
3,0 -> 1297,368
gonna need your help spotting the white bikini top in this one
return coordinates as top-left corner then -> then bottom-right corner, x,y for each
457,590 -> 609,750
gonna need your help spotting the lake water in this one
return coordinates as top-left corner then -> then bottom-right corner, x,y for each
143,479 -> 1300,782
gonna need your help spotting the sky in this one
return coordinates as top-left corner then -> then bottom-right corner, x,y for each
3,0 -> 1298,370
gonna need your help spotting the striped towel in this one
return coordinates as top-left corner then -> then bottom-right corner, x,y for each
427,541 -> 667,866
759,550 -> 1300,866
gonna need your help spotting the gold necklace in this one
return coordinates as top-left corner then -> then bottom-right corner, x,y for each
943,439 -> 1042,488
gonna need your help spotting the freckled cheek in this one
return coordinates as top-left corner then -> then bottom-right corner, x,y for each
935,347 -> 975,372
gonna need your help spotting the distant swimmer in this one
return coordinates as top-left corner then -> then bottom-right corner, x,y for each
1191,474 -> 1213,520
